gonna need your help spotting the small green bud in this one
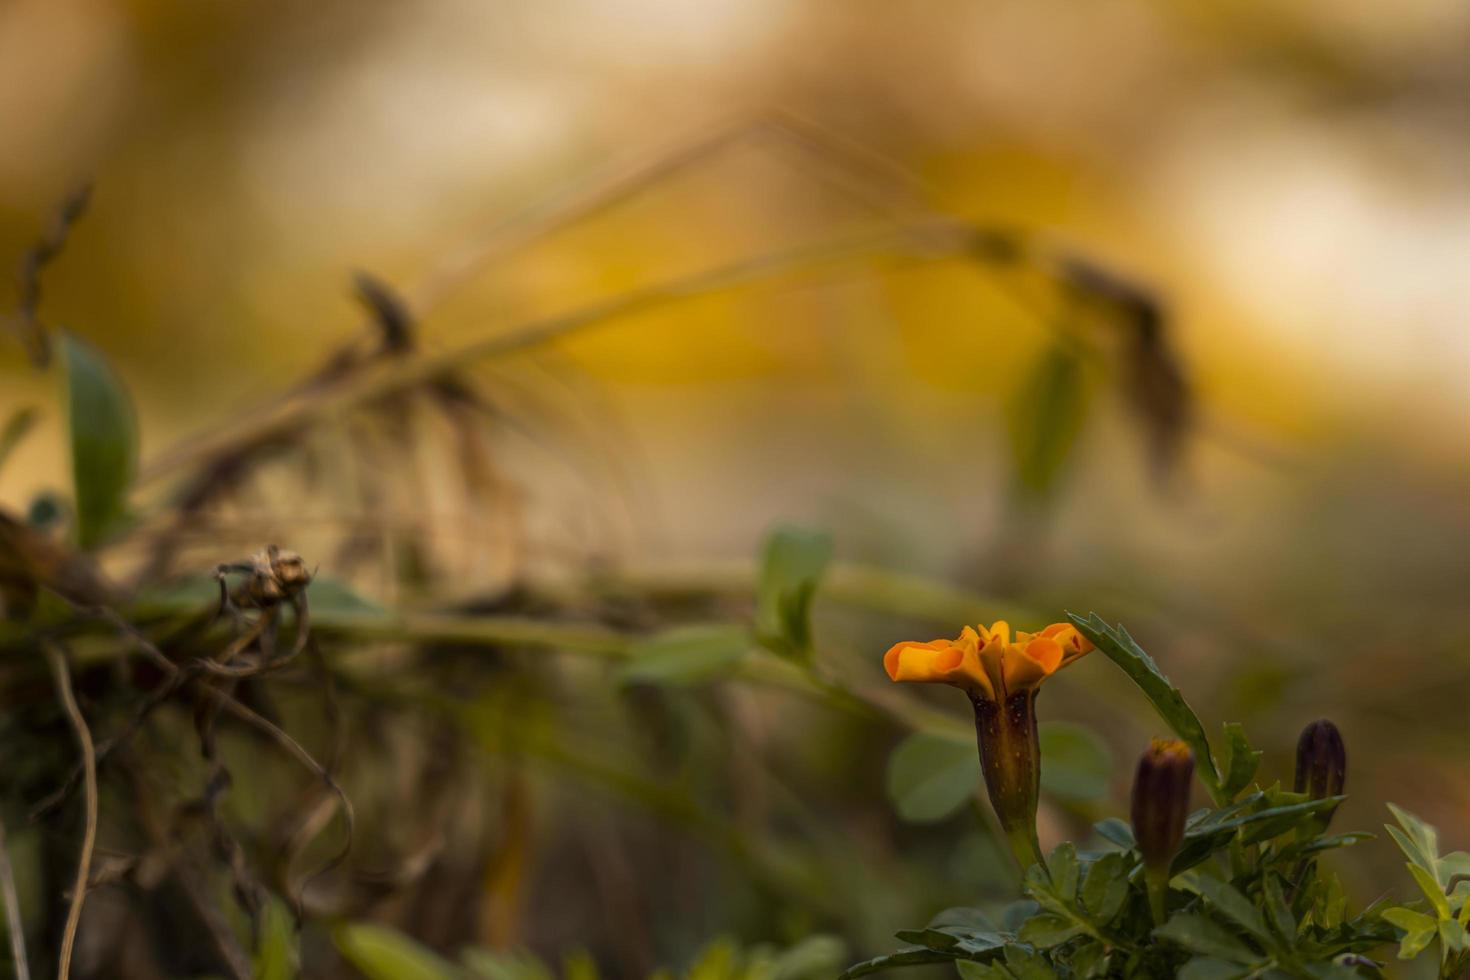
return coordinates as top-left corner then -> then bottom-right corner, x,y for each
1294,719 -> 1346,801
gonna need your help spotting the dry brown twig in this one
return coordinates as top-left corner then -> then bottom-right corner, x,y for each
43,641 -> 97,980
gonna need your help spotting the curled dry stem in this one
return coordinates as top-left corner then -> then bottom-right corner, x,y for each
43,642 -> 97,980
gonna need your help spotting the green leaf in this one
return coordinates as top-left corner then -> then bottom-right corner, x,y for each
1262,874 -> 1296,941
893,927 -> 1007,958
1092,818 -> 1135,850
1008,343 -> 1090,500
1001,944 -> 1060,980
333,923 -> 462,980
561,951 -> 599,980
884,731 -> 977,823
1048,842 -> 1080,903
755,526 -> 832,660
767,937 -> 846,980
1065,941 -> 1107,979
840,949 -> 957,979
1038,721 -> 1113,802
1408,863 -> 1450,919
1218,723 -> 1261,799
61,332 -> 138,549
1441,918 -> 1469,958
1381,907 -> 1437,960
1080,852 -> 1130,924
253,898 -> 298,980
1066,613 -> 1223,803
1386,803 -> 1440,875
0,406 -> 38,476
462,949 -> 554,980
1185,875 -> 1272,946
1275,833 -> 1375,863
1154,915 -> 1259,964
616,625 -> 750,686
1019,913 -> 1084,948
1441,852 -> 1470,889
1178,958 -> 1250,980
955,961 -> 1009,980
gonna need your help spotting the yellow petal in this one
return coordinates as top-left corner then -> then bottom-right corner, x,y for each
983,620 -> 1012,646
1038,623 -> 1094,663
1003,637 -> 1065,691
884,637 -> 995,700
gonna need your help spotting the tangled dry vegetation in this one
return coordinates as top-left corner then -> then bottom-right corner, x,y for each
0,115 -> 1193,979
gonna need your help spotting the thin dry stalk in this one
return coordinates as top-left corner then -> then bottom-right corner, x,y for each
0,815 -> 30,980
44,642 -> 97,980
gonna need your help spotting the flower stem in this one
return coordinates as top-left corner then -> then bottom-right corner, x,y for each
971,691 -> 1043,871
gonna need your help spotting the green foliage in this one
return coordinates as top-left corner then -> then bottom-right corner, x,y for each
253,898 -> 299,980
1066,613 -> 1225,805
336,925 -> 841,980
333,922 -> 463,980
754,526 -> 832,661
60,331 -> 137,549
617,624 -> 751,686
849,619 -> 1470,980
1378,805 -> 1470,975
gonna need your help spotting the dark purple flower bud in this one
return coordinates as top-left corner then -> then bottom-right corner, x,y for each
1131,739 -> 1195,873
1294,719 -> 1346,801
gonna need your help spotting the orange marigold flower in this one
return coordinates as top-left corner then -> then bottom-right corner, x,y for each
882,620 -> 1092,702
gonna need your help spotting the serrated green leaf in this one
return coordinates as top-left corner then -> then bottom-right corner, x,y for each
884,731 -> 977,823
1008,343 -> 1090,500
1081,852 -> 1130,924
1218,723 -> 1261,799
1019,912 -> 1085,948
61,332 -> 138,549
616,625 -> 750,686
1066,613 -> 1223,804
1154,914 -> 1259,963
1038,721 -> 1113,801
333,923 -> 461,980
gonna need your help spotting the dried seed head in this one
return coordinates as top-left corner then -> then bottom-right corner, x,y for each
1131,737 -> 1195,874
1295,719 -> 1346,801
245,545 -> 311,605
